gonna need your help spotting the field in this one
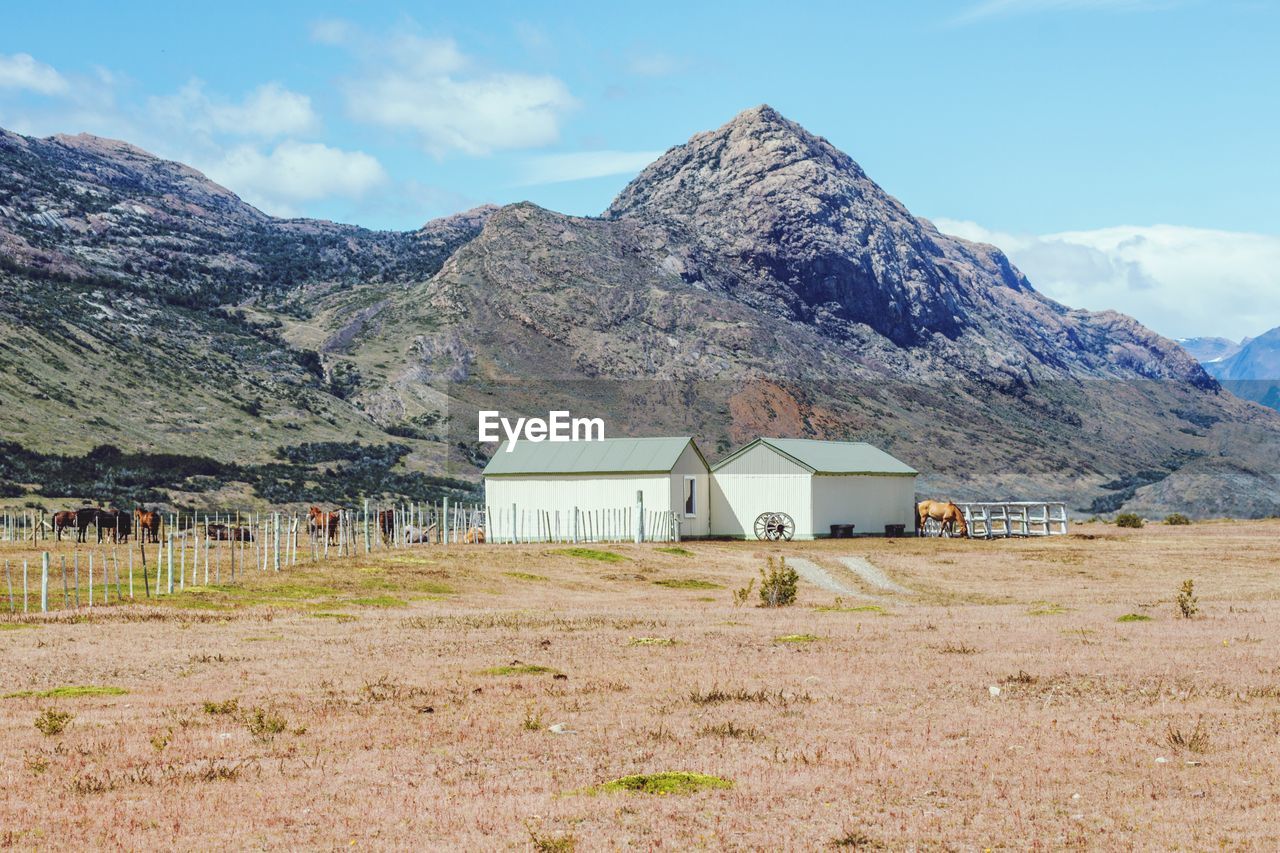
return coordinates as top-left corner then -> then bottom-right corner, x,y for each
3,521 -> 1280,849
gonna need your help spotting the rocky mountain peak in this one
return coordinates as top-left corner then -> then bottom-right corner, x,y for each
604,106 -> 977,346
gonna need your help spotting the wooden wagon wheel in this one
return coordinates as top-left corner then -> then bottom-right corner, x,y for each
754,512 -> 795,541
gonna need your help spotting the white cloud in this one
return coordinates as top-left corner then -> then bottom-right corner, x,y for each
935,219 -> 1280,341
0,53 -> 69,95
319,23 -> 577,156
954,0 -> 1177,23
204,140 -> 387,216
149,81 -> 318,140
626,53 -> 688,77
518,150 -> 662,185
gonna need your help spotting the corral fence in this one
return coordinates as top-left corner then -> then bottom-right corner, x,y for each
959,502 -> 1069,539
484,504 -> 681,545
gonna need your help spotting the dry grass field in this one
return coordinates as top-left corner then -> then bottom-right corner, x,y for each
3,521 -> 1279,850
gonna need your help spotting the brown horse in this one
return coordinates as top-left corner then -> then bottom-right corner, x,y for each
74,506 -> 100,543
377,509 -> 395,543
135,507 -> 162,543
207,524 -> 253,542
917,500 -> 968,538
96,508 -> 133,544
463,526 -> 485,544
307,506 -> 340,544
53,510 -> 79,542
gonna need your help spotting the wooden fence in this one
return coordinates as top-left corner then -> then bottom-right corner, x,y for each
957,502 -> 1070,539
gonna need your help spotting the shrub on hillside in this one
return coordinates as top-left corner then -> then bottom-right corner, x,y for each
1114,513 -> 1144,529
1164,513 -> 1191,526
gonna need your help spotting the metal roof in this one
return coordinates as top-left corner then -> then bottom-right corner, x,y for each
712,438 -> 917,476
482,437 -> 706,476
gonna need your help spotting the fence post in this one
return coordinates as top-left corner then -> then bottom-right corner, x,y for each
273,513 -> 281,571
634,491 -> 644,544
39,553 -> 48,613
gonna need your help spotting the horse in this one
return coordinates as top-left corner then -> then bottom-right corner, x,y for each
53,510 -> 78,542
377,510 -> 395,543
135,507 -> 162,544
207,524 -> 253,542
403,524 -> 437,545
307,506 -> 340,544
96,508 -> 133,544
463,526 -> 485,544
917,500 -> 968,538
74,506 -> 100,543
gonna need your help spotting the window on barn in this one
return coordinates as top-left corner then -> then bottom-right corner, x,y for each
684,476 -> 697,516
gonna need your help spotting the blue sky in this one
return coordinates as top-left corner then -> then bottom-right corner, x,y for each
2,0 -> 1278,339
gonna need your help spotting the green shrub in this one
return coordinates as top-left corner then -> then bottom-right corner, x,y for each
758,557 -> 798,608
35,709 -> 73,736
1164,513 -> 1191,526
1114,513 -> 1144,529
1177,579 -> 1198,619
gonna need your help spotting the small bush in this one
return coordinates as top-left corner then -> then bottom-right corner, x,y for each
758,557 -> 798,608
243,706 -> 287,742
35,709 -> 73,736
202,699 -> 240,715
732,578 -> 756,608
1177,579 -> 1198,619
1117,613 -> 1152,622
1166,717 -> 1210,753
1114,513 -> 1144,529
1164,513 -> 1192,526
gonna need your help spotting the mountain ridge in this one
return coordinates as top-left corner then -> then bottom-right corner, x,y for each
2,107 -> 1278,516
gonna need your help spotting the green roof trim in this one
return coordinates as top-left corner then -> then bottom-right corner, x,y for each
711,438 -> 917,476
482,437 -> 707,477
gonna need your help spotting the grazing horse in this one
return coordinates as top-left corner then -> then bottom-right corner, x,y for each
463,526 -> 485,544
96,508 -> 133,544
53,510 -> 78,542
307,506 -> 340,544
377,509 -> 396,543
403,524 -> 437,545
74,506 -> 100,543
206,524 -> 253,542
135,507 -> 162,544
917,500 -> 968,538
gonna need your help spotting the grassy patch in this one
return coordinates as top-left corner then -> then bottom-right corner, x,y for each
653,578 -> 722,590
479,664 -> 559,677
1027,603 -> 1069,616
656,547 -> 694,557
775,634 -> 821,644
815,603 -> 884,613
311,611 -> 358,622
628,636 -> 676,647
1117,613 -> 1152,622
503,572 -> 549,582
550,548 -> 625,563
594,772 -> 732,795
348,595 -> 408,608
6,685 -> 127,699
0,622 -> 38,631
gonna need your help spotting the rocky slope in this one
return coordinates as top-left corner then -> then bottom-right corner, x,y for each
3,108 -> 1280,516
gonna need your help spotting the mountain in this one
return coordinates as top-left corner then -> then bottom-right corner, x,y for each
1201,327 -> 1280,412
3,107 -> 1280,517
1178,336 -> 1244,364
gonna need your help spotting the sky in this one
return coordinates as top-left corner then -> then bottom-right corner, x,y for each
2,0 -> 1277,341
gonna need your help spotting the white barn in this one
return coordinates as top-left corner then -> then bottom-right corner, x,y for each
482,437 -> 710,540
709,438 -> 918,539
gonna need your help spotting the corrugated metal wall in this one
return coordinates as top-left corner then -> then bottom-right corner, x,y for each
668,443 -> 711,537
710,443 -> 813,537
810,475 -> 917,536
484,474 -> 673,541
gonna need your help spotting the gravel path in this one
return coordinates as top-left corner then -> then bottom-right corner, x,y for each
786,557 -> 884,601
836,556 -> 913,595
